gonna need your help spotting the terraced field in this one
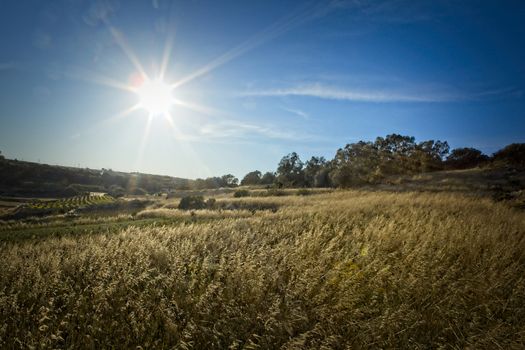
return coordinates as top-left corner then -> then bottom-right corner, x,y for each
25,194 -> 115,211
0,194 -> 118,221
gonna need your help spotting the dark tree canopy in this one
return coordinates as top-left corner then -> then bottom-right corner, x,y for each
241,170 -> 262,186
221,174 -> 239,187
492,143 -> 525,167
260,172 -> 276,185
276,152 -> 305,187
304,156 -> 328,187
272,135 -> 453,189
446,148 -> 489,169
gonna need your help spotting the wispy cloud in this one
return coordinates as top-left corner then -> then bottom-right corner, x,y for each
240,83 -> 463,103
82,0 -> 120,26
198,120 -> 312,141
282,107 -> 309,119
240,82 -> 522,103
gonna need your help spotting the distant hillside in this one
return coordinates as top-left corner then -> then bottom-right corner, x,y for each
0,158 -> 192,198
1,137 -> 523,198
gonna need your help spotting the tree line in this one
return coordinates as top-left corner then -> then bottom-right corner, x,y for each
238,134 -> 525,188
0,137 -> 523,197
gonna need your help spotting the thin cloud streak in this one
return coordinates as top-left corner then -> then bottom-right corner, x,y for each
240,84 -> 503,103
282,107 -> 309,119
199,120 -> 308,141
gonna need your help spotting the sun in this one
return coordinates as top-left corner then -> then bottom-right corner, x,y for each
135,79 -> 174,115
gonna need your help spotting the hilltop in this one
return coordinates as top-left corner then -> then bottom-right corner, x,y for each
0,157 -> 200,198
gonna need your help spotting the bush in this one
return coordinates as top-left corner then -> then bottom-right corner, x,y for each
63,185 -> 79,197
178,195 -> 206,210
251,189 -> 288,197
233,189 -> 250,198
206,198 -> 216,209
108,185 -> 125,198
296,188 -> 312,196
266,189 -> 286,197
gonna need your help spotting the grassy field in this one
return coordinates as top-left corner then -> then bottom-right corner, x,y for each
0,170 -> 524,348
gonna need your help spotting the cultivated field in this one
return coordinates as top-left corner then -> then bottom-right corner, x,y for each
1,180 -> 524,348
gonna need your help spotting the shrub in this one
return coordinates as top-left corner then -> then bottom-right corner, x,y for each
206,198 -> 216,209
266,188 -> 286,197
178,195 -> 206,210
63,185 -> 79,197
108,185 -> 125,198
233,189 -> 250,198
296,188 -> 312,196
216,200 -> 279,212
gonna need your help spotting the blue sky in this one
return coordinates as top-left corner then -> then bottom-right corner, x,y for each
0,0 -> 524,179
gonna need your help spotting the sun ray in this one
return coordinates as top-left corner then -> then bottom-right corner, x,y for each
170,2 -> 326,90
109,26 -> 148,80
159,30 -> 176,80
163,112 -> 212,176
158,1 -> 179,80
65,103 -> 142,140
135,113 -> 154,171
163,111 -> 176,129
172,98 -> 227,117
163,111 -> 188,141
103,103 -> 142,124
65,66 -> 135,92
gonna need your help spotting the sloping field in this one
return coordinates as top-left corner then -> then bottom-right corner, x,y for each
24,194 -> 115,210
0,190 -> 524,348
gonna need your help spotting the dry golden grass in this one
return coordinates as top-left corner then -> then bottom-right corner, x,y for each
1,190 -> 524,349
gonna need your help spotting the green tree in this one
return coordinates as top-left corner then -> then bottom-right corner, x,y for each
314,167 -> 332,187
375,134 -> 416,173
330,142 -> 381,187
260,172 -> 276,185
375,134 -> 416,155
221,174 -> 239,187
304,156 -> 328,187
241,170 -> 262,186
276,152 -> 304,187
413,140 -> 450,172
